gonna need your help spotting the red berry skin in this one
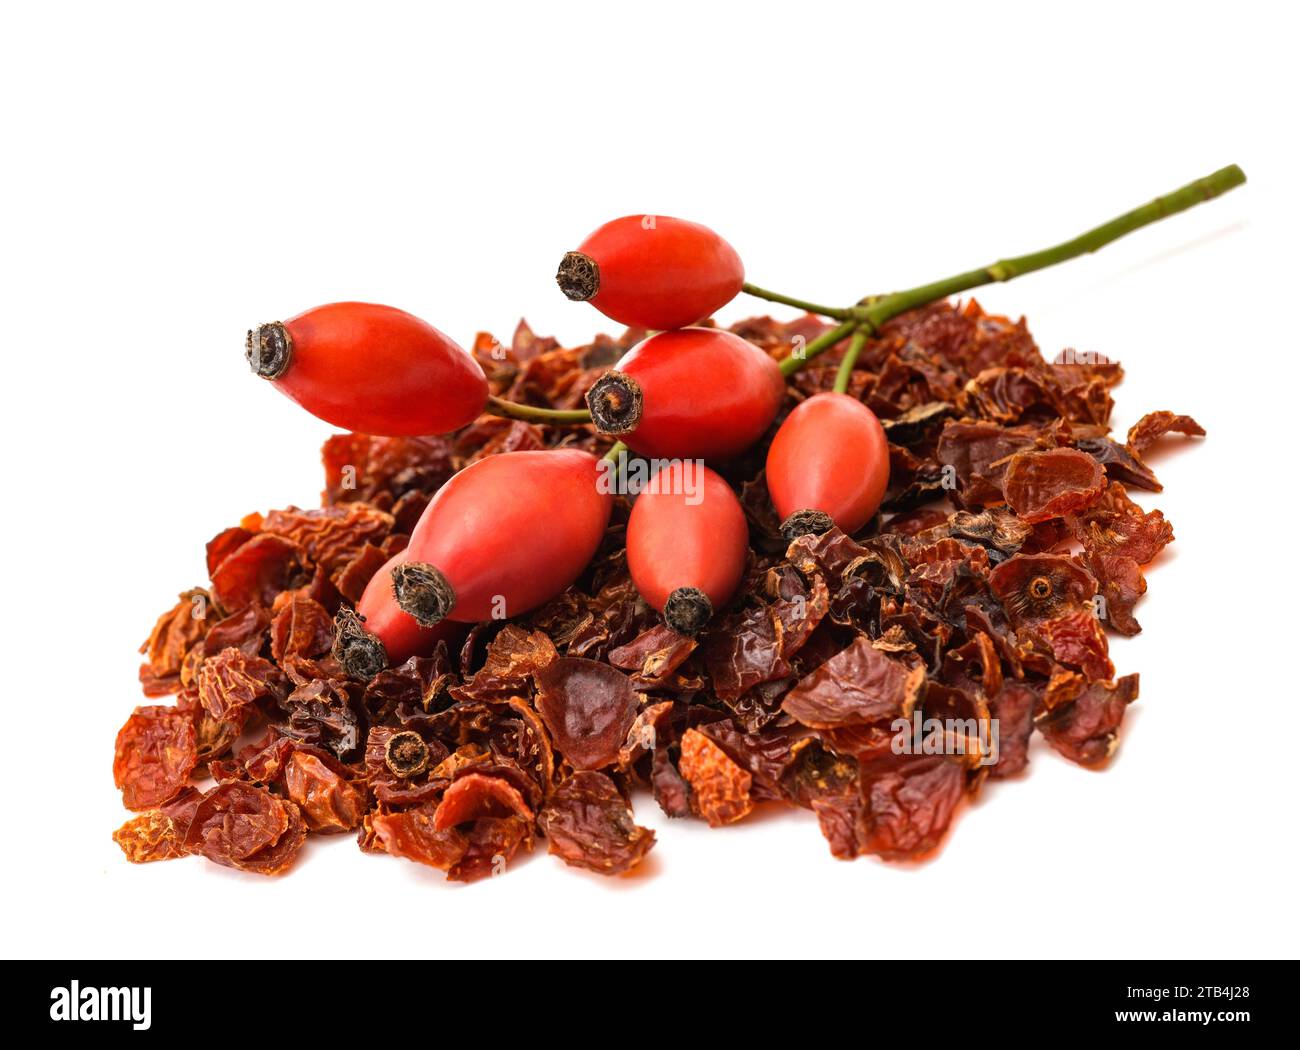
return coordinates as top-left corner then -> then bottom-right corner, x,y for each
766,392 -> 891,534
269,302 -> 488,436
627,462 -> 748,615
614,328 -> 785,461
578,216 -> 743,330
356,552 -> 466,664
405,449 -> 612,622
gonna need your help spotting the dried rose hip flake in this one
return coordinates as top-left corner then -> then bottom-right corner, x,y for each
113,706 -> 198,811
433,773 -> 533,830
180,781 -> 307,876
781,637 -> 925,729
539,771 -> 655,875
534,657 -> 639,771
370,804 -> 468,871
284,751 -> 367,832
1003,447 -> 1106,523
678,728 -> 755,827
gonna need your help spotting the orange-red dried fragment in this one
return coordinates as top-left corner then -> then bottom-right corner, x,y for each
1032,609 -> 1114,681
989,552 -> 1097,630
813,754 -> 966,861
447,816 -> 533,882
197,647 -> 283,721
1037,674 -> 1140,767
370,804 -> 468,871
284,751 -> 367,832
433,773 -> 533,831
678,728 -> 753,827
1083,551 -> 1147,636
236,801 -> 308,875
138,589 -> 210,696
332,542 -> 389,603
535,657 -> 638,770
182,782 -> 307,875
1003,447 -> 1106,523
1126,411 -> 1204,456
113,705 -> 198,811
1066,482 -> 1174,565
209,533 -> 300,612
539,771 -> 656,875
112,810 -> 189,864
261,503 -> 395,575
270,596 -> 335,661
782,637 -> 925,728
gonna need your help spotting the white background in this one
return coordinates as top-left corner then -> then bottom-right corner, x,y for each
2,1 -> 1296,960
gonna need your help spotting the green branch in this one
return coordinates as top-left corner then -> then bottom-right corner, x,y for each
832,329 -> 869,394
786,164 -> 1246,372
485,395 -> 591,424
779,320 -> 858,377
742,282 -> 854,320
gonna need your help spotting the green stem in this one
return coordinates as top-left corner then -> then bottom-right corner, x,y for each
788,163 -> 1247,371
485,395 -> 591,424
742,282 -> 854,320
779,320 -> 858,377
598,439 -> 629,492
832,328 -> 868,394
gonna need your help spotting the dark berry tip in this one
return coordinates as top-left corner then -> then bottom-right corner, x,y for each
557,251 -> 599,301
663,587 -> 714,636
245,321 -> 292,379
391,562 -> 455,628
585,370 -> 643,435
332,606 -> 388,681
780,509 -> 836,543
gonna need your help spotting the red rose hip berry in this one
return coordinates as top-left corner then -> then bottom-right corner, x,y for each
627,461 -> 748,635
586,328 -> 784,461
766,392 -> 891,541
557,215 -> 744,330
394,450 -> 612,625
247,301 -> 488,436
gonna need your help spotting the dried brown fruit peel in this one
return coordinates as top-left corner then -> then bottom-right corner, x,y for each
113,301 -> 1200,877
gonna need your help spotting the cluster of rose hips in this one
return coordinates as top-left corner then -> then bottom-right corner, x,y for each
245,215 -> 892,669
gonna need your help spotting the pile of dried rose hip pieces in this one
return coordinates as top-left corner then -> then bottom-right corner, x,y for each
114,207 -> 1213,881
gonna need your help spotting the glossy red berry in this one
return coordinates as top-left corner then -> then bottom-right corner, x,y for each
557,215 -> 744,330
247,302 -> 488,436
331,552 -> 466,680
395,449 -> 612,625
586,328 -> 785,461
766,392 -> 890,540
627,461 -> 748,635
